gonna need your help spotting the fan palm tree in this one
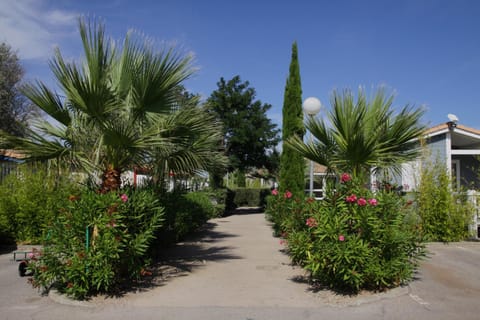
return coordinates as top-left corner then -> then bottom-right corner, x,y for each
3,19 -> 225,192
286,88 -> 426,181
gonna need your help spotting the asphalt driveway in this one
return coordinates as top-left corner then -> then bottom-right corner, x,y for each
1,213 -> 479,320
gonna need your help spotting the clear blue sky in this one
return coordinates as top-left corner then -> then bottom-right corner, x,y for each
1,0 -> 479,129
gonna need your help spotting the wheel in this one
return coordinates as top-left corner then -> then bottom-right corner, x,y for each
18,261 -> 28,277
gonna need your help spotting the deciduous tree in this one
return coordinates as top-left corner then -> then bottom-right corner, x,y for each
0,42 -> 32,137
206,75 -> 279,186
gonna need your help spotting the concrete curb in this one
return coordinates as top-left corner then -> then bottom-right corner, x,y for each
48,283 -> 411,309
48,289 -> 96,308
319,285 -> 410,307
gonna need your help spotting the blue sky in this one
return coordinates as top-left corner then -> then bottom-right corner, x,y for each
1,0 -> 479,129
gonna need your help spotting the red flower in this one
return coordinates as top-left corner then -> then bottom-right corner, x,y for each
307,197 -> 315,203
346,194 -> 357,203
340,173 -> 351,183
338,234 -> 345,241
368,198 -> 378,206
120,194 -> 128,203
357,198 -> 367,206
271,189 -> 279,196
140,268 -> 153,277
305,217 -> 318,228
67,282 -> 74,289
107,219 -> 117,228
284,190 -> 292,199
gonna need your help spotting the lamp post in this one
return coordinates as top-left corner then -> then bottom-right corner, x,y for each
302,97 -> 322,197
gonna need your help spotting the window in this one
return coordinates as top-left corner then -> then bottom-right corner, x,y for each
452,159 -> 460,191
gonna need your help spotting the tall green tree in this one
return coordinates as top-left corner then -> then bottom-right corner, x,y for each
0,42 -> 33,137
206,75 -> 280,186
286,88 -> 426,181
3,19 -> 224,193
279,42 -> 305,194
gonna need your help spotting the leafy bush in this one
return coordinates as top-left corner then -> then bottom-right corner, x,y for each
265,174 -> 425,293
28,188 -> 163,299
416,159 -> 473,241
232,188 -> 270,208
0,165 -> 79,244
203,188 -> 229,217
155,191 -> 217,246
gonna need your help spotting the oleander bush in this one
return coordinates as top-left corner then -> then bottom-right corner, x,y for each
28,188 -> 163,299
265,173 -> 425,293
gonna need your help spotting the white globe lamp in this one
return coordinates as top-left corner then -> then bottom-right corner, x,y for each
303,97 -> 322,116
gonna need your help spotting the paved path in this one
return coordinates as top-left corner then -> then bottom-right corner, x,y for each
1,211 -> 480,319
117,210 -> 322,308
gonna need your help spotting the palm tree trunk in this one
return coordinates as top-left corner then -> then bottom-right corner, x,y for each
100,165 -> 121,193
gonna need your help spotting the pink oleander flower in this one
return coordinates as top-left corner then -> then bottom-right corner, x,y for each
271,189 -> 278,196
368,198 -> 378,206
305,217 -> 318,228
107,220 -> 117,228
284,190 -> 292,199
357,197 -> 367,206
120,194 -> 128,203
338,234 -> 345,242
280,239 -> 287,246
340,173 -> 351,183
346,194 -> 357,203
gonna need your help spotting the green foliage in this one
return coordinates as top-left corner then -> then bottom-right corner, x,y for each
286,88 -> 426,182
0,165 -> 79,243
279,42 -> 305,194
4,19 -> 224,193
265,175 -> 425,293
232,188 -> 270,208
206,188 -> 229,216
155,191 -> 218,246
206,75 -> 280,175
416,159 -> 473,242
28,188 -> 163,300
0,42 -> 32,137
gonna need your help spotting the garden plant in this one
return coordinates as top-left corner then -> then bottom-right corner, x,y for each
0,18 -> 226,300
266,173 -> 425,292
28,188 -> 163,299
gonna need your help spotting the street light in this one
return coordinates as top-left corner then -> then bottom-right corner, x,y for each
302,97 -> 322,197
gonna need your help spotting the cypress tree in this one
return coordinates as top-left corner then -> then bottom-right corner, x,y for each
279,42 -> 305,194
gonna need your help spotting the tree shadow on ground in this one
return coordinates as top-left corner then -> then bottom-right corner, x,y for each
0,244 -> 17,255
224,206 -> 264,216
104,221 -> 243,298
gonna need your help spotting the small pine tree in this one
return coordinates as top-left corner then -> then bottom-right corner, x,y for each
279,42 -> 305,195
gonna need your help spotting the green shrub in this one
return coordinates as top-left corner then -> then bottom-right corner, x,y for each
416,159 -> 473,241
155,190 -> 217,246
0,165 -> 79,244
204,188 -> 229,217
265,175 -> 425,293
28,188 -> 163,299
232,188 -> 270,207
